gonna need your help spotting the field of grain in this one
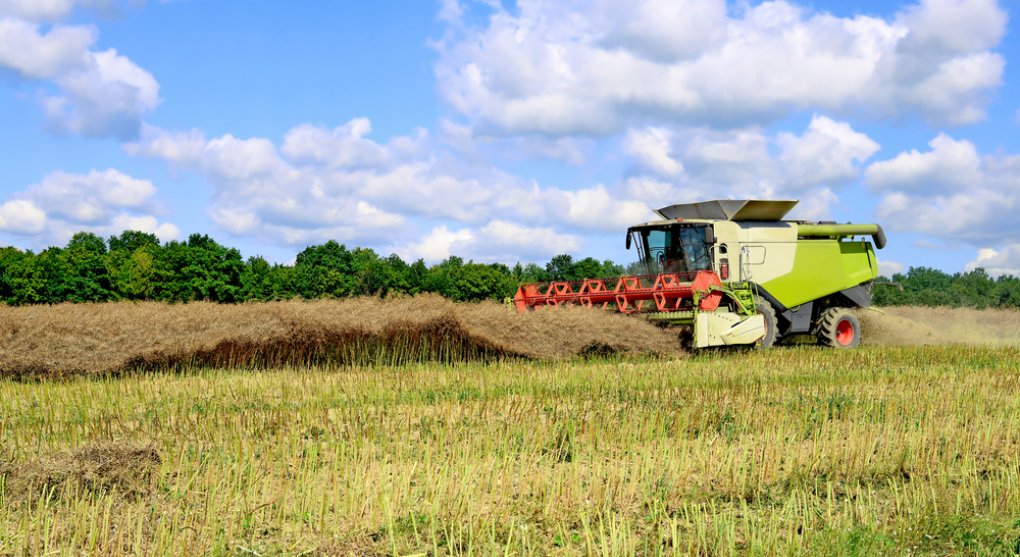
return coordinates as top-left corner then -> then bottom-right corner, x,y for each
2,302 -> 1020,555
2,344 -> 1019,555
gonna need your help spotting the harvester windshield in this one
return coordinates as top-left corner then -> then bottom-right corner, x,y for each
628,225 -> 713,275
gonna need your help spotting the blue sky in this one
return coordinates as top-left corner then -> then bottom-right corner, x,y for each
1,0 -> 1018,276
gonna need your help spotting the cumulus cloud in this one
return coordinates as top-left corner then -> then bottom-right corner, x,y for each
396,221 -> 581,263
398,225 -> 474,263
281,119 -> 427,169
0,200 -> 47,234
618,116 -> 879,219
437,118 -> 592,165
126,119 -> 664,261
0,17 -> 159,138
434,0 -> 1006,136
964,246 -> 1020,277
777,116 -> 880,190
0,0 -> 133,21
623,127 -> 683,177
0,0 -> 81,21
866,134 -> 1020,244
878,259 -> 906,278
865,133 -> 980,193
0,169 -> 178,245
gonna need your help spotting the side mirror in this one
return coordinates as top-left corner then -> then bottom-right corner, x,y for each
704,227 -> 716,244
625,232 -> 632,250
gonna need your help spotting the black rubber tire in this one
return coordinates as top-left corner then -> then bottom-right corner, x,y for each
814,307 -> 861,348
754,302 -> 778,350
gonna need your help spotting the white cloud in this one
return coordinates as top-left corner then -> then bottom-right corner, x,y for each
0,18 -> 93,78
0,200 -> 47,234
126,125 -> 206,165
0,169 -> 178,245
47,48 -> 160,138
865,133 -> 980,193
436,0 -> 463,24
435,0 -> 1006,136
623,127 -> 683,177
437,118 -> 592,165
124,108 -> 878,262
964,246 -> 1020,277
866,135 -> 1020,244
395,221 -> 581,264
0,0 -> 80,21
558,185 -> 651,231
130,125 -> 477,242
894,0 -> 1006,54
106,214 -> 178,242
398,225 -> 474,263
27,168 -> 155,224
616,117 -> 878,220
281,119 -> 427,169
0,0 -> 130,22
679,128 -> 774,189
476,220 -> 579,257
624,176 -> 676,207
0,18 -> 159,138
777,115 -> 880,190
878,259 -> 905,278
786,187 -> 839,222
127,119 -> 660,258
595,0 -> 728,63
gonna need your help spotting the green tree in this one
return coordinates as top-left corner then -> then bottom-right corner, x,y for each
405,259 -> 428,295
950,268 -> 995,308
294,241 -> 357,299
0,247 -> 34,304
993,275 -> 1020,309
152,234 -> 244,302
545,254 -> 574,281
108,230 -> 159,253
61,232 -> 114,302
241,256 -> 277,301
108,245 -> 158,300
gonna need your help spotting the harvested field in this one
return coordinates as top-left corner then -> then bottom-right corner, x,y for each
0,295 -> 682,378
2,301 -> 1020,554
1,346 -> 1019,555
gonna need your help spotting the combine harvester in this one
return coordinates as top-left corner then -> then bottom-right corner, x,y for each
514,200 -> 886,349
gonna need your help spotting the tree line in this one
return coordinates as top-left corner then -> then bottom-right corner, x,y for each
1,230 -> 1018,309
873,267 -> 1020,309
0,231 -> 622,305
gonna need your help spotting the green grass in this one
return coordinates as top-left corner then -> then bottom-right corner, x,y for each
1,345 -> 1019,555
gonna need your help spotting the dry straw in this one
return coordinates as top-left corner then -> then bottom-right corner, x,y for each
1,444 -> 160,502
0,295 -> 683,378
3,298 -> 1018,378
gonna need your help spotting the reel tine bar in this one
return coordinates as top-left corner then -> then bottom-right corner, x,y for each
513,271 -> 722,314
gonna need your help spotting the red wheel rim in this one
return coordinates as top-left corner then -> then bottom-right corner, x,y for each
835,319 -> 854,346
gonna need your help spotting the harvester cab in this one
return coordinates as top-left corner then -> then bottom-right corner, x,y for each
514,199 -> 886,349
